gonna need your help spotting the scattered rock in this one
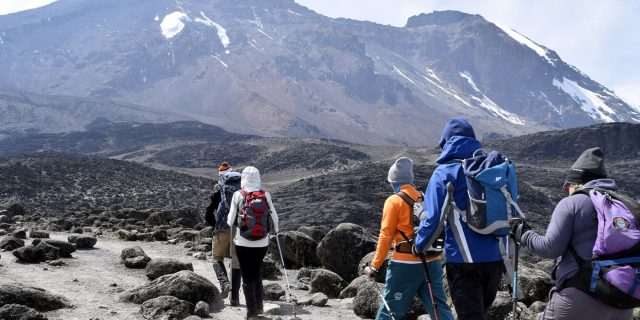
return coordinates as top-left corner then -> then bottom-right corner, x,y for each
125,256 -> 151,269
153,229 -> 168,241
195,244 -> 210,252
352,280 -> 383,319
120,270 -> 221,305
269,231 -> 321,268
0,236 -> 25,251
519,263 -> 554,305
0,303 -> 47,320
263,303 -> 281,315
68,235 -> 97,249
340,275 -> 373,299
193,252 -> 206,260
121,245 -> 150,261
263,283 -> 285,301
316,223 -> 376,282
12,229 -> 27,239
28,230 -> 50,239
145,258 -> 194,280
12,242 -> 60,263
176,230 -> 199,242
193,301 -> 209,317
309,269 -> 347,298
32,240 -> 76,258
145,211 -> 172,226
0,284 -> 72,311
0,215 -> 11,224
487,291 -> 513,320
261,255 -> 280,280
310,292 -> 328,306
116,229 -> 136,241
297,226 -> 326,242
140,295 -> 193,320
184,241 -> 195,248
528,301 -> 546,314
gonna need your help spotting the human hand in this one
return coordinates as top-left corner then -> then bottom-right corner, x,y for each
364,266 -> 377,277
509,220 -> 531,243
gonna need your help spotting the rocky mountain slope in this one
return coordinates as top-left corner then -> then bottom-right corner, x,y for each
0,0 -> 637,145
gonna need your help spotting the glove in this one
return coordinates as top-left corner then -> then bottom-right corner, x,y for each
509,220 -> 531,243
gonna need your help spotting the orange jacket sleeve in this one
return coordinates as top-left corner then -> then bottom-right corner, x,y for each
371,197 -> 397,270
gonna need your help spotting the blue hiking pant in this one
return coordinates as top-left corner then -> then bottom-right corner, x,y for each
376,260 -> 453,320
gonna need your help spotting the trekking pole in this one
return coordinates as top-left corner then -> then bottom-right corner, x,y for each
365,270 -> 396,320
399,231 -> 439,320
510,218 -> 523,320
275,233 -> 299,319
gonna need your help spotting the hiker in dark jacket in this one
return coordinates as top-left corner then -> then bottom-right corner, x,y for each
414,117 -> 505,320
512,147 -> 633,319
205,161 -> 242,306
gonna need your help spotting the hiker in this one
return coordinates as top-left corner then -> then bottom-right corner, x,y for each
414,117 -> 505,320
364,157 -> 453,320
226,166 -> 279,320
204,161 -> 242,306
511,147 -> 634,319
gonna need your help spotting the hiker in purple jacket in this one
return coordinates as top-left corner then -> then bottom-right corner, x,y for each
511,147 -> 633,319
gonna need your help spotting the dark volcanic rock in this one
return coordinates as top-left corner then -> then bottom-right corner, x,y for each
67,235 -> 97,248
263,283 -> 285,301
12,242 -> 60,263
121,245 -> 149,260
120,270 -> 221,305
358,251 -> 390,283
269,231 -> 321,268
261,255 -> 280,280
116,229 -> 136,241
140,295 -> 193,320
352,280 -> 383,319
316,223 -> 377,282
0,304 -> 47,320
146,258 -> 194,280
193,301 -> 209,317
297,226 -> 326,242
125,256 -> 151,269
31,240 -> 75,258
12,229 -> 27,239
0,284 -> 72,311
121,245 -> 151,269
309,269 -> 347,298
340,275 -> 373,299
28,230 -> 49,239
0,236 -> 25,250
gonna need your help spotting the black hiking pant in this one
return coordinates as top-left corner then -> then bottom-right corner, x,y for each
446,261 -> 504,320
236,245 -> 268,312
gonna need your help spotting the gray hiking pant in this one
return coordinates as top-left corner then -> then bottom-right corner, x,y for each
539,287 -> 633,320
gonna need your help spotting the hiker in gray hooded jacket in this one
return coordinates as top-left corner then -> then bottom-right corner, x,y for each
511,147 -> 633,319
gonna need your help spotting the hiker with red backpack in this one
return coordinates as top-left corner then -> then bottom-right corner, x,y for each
204,161 -> 242,306
364,157 -> 453,320
226,166 -> 279,320
511,147 -> 635,319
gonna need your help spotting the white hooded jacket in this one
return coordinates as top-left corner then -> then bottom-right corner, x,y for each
226,166 -> 279,247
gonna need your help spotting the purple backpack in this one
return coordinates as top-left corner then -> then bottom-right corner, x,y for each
568,188 -> 640,309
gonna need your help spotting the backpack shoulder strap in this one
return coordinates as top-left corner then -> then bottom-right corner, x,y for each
395,191 -> 415,207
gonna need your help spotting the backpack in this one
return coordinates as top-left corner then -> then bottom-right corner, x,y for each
458,149 -> 525,236
395,190 -> 445,258
565,188 -> 640,309
236,190 -> 271,240
214,173 -> 241,230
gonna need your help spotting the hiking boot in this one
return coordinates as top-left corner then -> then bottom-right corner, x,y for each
213,261 -> 231,299
230,268 -> 241,306
255,280 -> 264,314
243,282 -> 258,319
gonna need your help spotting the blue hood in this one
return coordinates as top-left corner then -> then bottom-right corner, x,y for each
436,136 -> 482,164
438,117 -> 476,149
582,178 -> 618,191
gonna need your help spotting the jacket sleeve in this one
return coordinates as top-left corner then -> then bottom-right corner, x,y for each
210,189 -> 222,210
371,197 -> 398,270
521,197 -> 575,258
226,191 -> 241,229
415,168 -> 449,252
266,192 -> 279,233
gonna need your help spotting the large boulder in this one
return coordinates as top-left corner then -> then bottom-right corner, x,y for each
28,230 -> 50,239
518,263 -> 554,305
12,242 -> 60,263
269,231 -> 321,268
0,236 -> 25,251
340,275 -> 374,299
0,304 -> 47,320
316,223 -> 377,282
261,255 -> 280,280
121,246 -> 151,269
3,201 -> 26,217
146,258 -> 194,280
0,284 -> 72,311
68,235 -> 97,249
121,245 -> 149,260
175,230 -> 200,242
487,291 -> 514,320
32,239 -> 76,258
140,295 -> 193,320
309,269 -> 347,298
358,251 -> 390,283
297,226 -> 326,242
116,229 -> 137,241
352,279 -> 383,319
120,270 -> 221,305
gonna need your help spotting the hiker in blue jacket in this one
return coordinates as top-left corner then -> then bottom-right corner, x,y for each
511,147 -> 633,319
414,117 -> 505,320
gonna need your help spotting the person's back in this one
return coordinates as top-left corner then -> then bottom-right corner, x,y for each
415,118 -> 504,320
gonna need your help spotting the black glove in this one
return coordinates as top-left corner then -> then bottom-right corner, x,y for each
509,220 -> 531,243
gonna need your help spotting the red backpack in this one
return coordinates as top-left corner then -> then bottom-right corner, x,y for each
237,190 -> 271,240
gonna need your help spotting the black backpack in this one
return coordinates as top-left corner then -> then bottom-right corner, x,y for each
212,173 -> 241,230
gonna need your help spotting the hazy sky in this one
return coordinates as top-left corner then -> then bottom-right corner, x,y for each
1,0 -> 638,106
296,0 -> 640,106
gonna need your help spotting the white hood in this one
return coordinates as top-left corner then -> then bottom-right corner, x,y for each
241,166 -> 261,191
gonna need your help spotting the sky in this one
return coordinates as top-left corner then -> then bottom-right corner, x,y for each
0,0 -> 638,107
296,0 -> 640,107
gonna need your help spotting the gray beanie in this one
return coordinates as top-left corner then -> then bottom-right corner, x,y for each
566,147 -> 607,184
388,157 -> 414,184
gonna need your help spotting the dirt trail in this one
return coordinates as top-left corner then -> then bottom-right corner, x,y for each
0,233 -> 361,320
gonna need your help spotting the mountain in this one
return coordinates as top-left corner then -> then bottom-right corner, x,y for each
0,0 -> 638,145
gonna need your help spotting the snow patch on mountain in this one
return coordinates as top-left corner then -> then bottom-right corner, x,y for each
195,12 -> 230,49
553,77 -> 615,122
0,0 -> 58,15
460,72 -> 526,125
287,9 -> 302,16
418,69 -> 472,108
393,66 -> 417,86
160,12 -> 191,39
495,23 -> 555,66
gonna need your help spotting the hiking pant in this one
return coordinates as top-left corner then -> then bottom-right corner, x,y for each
446,261 -> 504,320
212,230 -> 239,269
236,245 -> 268,314
539,287 -> 633,320
376,260 -> 454,320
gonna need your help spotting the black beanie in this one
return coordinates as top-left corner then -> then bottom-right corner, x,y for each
566,147 -> 607,184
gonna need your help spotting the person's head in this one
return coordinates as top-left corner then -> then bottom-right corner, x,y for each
388,157 -> 414,191
241,166 -> 261,190
218,161 -> 232,176
563,147 -> 607,195
438,117 -> 476,149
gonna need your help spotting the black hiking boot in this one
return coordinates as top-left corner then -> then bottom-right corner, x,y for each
231,268 -> 241,306
243,282 -> 258,320
255,280 -> 264,314
213,261 -> 231,299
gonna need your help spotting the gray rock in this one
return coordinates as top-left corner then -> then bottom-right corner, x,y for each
32,240 -> 75,258
297,226 -> 326,242
12,229 -> 27,239
47,260 -> 66,267
519,263 -> 554,305
12,242 -> 60,263
120,270 -> 221,305
193,252 -> 206,260
195,244 -> 210,252
352,280 -> 383,319
310,292 -> 328,306
261,255 -> 280,280
28,230 -> 50,239
340,275 -> 373,299
145,211 -> 172,226
199,238 -> 212,246
316,223 -> 376,282
487,291 -> 513,320
67,235 -> 97,249
268,231 -> 321,268
116,229 -> 136,241
125,256 -> 151,269
528,300 -> 546,314
140,295 -> 193,320
176,230 -> 200,242
0,215 -> 11,224
0,284 -> 72,311
193,301 -> 209,317
309,269 -> 347,298
263,283 -> 285,301
198,227 -> 214,240
121,246 -> 150,261
0,236 -> 25,251
153,229 -> 168,241
0,304 -> 47,320
184,316 -> 203,320
146,258 -> 194,280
